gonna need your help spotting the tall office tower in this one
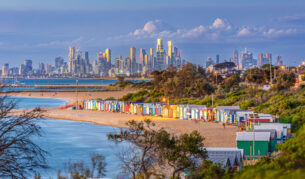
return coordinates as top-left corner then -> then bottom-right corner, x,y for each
240,48 -> 254,70
139,48 -> 146,65
149,48 -> 154,70
156,38 -> 166,71
75,48 -> 83,74
173,47 -> 178,57
84,50 -> 90,74
206,57 -> 214,68
257,53 -> 263,67
105,48 -> 111,70
2,63 -> 9,76
68,46 -> 75,73
55,56 -> 64,69
92,60 -> 99,75
125,57 -> 131,75
130,46 -> 136,73
19,64 -> 25,75
230,49 -> 239,69
45,64 -> 52,74
264,53 -> 272,65
276,56 -> 283,66
144,54 -> 149,67
24,59 -> 33,74
38,63 -> 45,74
216,54 -> 220,64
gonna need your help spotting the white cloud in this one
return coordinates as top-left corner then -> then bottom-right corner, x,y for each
112,18 -> 297,43
263,28 -> 296,37
36,37 -> 86,48
237,27 -> 251,36
210,18 -> 231,30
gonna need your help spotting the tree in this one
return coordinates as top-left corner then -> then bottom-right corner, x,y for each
108,119 -> 207,178
187,160 -> 230,179
108,119 -> 158,178
272,71 -> 296,91
58,153 -> 106,179
0,95 -> 47,178
156,130 -> 207,178
223,74 -> 241,90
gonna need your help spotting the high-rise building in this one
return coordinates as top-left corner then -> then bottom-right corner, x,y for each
156,38 -> 165,71
2,63 -> 9,76
105,48 -> 112,72
139,48 -> 146,65
276,56 -> 283,66
264,53 -> 272,65
206,57 -> 214,68
168,41 -> 173,59
149,48 -> 154,70
24,59 -> 33,74
257,53 -> 263,67
130,47 -> 136,73
38,63 -> 45,74
230,49 -> 239,69
240,48 -> 254,70
216,54 -> 220,64
55,56 -> 64,69
68,46 -> 75,73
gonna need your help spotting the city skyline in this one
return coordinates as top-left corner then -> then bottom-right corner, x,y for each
0,0 -> 304,65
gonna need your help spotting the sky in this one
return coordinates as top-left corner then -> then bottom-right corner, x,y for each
0,0 -> 305,67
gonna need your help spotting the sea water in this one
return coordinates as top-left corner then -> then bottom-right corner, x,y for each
9,96 -> 130,178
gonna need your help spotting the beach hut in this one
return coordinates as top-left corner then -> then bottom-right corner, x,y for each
216,106 -> 240,123
254,124 -> 285,143
252,129 -> 277,152
236,132 -> 271,159
205,148 -> 244,171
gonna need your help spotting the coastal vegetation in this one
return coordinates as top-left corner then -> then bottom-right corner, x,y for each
0,95 -> 47,178
114,63 -> 305,178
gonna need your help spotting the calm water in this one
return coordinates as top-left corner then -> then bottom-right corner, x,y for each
10,96 -> 129,178
2,78 -> 146,92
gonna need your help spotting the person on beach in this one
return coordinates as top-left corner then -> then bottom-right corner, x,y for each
223,123 -> 226,129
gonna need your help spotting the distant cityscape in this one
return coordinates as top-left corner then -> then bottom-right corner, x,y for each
206,48 -> 284,70
0,38 -> 185,78
1,38 -> 285,78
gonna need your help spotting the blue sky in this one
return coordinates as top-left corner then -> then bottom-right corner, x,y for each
0,0 -> 305,67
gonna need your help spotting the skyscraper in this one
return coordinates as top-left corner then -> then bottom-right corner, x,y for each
130,47 -> 136,73
230,49 -> 239,69
240,48 -> 254,70
105,48 -> 112,73
257,53 -> 263,67
68,46 -> 75,73
2,64 -> 9,76
150,48 -> 154,70
156,38 -> 165,71
264,53 -> 272,65
276,56 -> 283,66
139,48 -> 146,65
216,54 -> 220,64
206,57 -> 214,68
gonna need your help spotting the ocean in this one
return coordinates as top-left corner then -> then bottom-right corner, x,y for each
1,78 -> 146,92
9,96 -> 130,178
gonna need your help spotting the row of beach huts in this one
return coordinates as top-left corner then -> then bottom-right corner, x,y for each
81,99 -> 292,169
82,100 -> 274,126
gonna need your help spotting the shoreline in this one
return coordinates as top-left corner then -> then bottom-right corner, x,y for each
7,91 -> 238,148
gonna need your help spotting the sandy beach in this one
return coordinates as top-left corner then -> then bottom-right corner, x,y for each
5,91 -> 238,147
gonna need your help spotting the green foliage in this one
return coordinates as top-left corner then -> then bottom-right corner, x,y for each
234,124 -> 305,179
108,119 -> 207,178
58,153 -> 106,179
188,160 -> 231,179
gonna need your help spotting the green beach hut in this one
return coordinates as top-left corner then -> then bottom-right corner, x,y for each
236,132 -> 271,159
